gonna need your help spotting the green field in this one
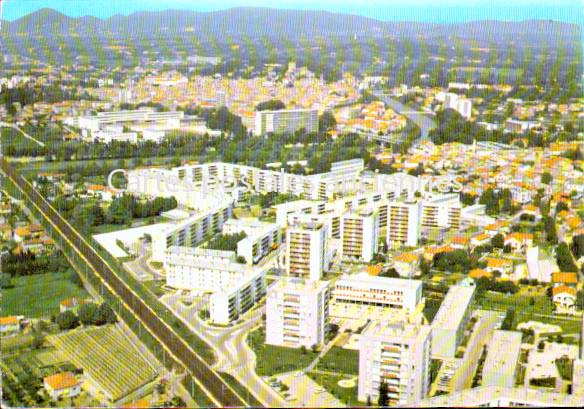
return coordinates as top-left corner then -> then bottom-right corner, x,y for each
476,291 -> 554,315
1,273 -> 89,318
247,327 -> 317,376
315,347 -> 359,375
49,325 -> 158,402
307,372 -> 359,406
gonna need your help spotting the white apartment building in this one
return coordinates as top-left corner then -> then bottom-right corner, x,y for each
151,202 -> 232,261
222,218 -> 282,265
78,109 -> 184,138
358,321 -> 432,405
387,200 -> 422,247
340,208 -> 379,262
482,330 -> 522,388
265,278 -> 330,348
164,247 -> 260,291
164,246 -> 267,324
254,108 -> 318,136
443,93 -> 472,119
430,284 -> 476,358
275,200 -> 326,227
332,273 -> 422,313
135,159 -> 364,202
421,193 -> 461,231
286,222 -> 327,281
209,272 -> 266,325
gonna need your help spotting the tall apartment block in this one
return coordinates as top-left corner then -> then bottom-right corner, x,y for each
358,321 -> 432,405
265,278 -> 330,348
421,194 -> 462,230
286,222 -> 327,281
254,108 -> 319,136
340,208 -> 379,262
387,200 -> 422,247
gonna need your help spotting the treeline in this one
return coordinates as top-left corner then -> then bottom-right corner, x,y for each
55,302 -> 117,331
1,250 -> 72,277
429,108 -> 580,147
53,194 -> 177,230
1,83 -> 96,115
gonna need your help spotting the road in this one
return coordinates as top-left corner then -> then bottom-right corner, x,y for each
0,121 -> 46,147
162,294 -> 287,407
0,158 -> 248,408
373,92 -> 438,143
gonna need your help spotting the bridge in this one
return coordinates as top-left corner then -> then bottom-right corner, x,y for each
0,157 -> 250,408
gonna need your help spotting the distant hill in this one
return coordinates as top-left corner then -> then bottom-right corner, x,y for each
3,7 -> 580,42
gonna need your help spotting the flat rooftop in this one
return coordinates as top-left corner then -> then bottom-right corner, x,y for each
431,284 -> 476,330
483,330 -> 522,379
335,272 -> 422,292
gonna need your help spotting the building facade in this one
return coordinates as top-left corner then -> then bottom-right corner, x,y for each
265,278 -> 330,348
358,321 -> 432,405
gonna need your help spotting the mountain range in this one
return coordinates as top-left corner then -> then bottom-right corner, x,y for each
2,7 -> 580,42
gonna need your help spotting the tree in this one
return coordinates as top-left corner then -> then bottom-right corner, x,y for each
0,273 -> 12,289
255,100 -> 286,111
93,302 -> 117,325
556,242 -> 578,272
543,216 -> 558,245
31,331 -> 45,349
419,256 -> 431,276
378,381 -> 389,407
491,233 -> 505,249
571,234 -> 584,258
56,311 -> 79,331
78,303 -> 98,326
555,201 -> 569,215
318,111 -> 337,133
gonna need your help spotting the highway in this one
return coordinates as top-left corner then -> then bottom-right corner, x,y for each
0,158 -> 249,408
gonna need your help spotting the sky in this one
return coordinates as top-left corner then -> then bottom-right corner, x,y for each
2,0 -> 583,24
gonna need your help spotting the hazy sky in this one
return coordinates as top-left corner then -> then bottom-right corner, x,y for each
3,0 -> 582,23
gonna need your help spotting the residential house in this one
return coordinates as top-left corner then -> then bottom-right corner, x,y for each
43,372 -> 82,400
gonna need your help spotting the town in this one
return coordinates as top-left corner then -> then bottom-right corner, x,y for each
0,3 -> 583,409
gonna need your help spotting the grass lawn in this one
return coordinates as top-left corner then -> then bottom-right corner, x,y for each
142,280 -> 167,297
218,372 -> 262,407
476,291 -> 554,315
247,327 -> 317,376
1,273 -> 89,318
514,313 -> 582,334
315,347 -> 359,375
307,372 -> 359,406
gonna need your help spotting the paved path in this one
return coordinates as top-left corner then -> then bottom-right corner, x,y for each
0,121 -> 46,147
160,296 -> 287,407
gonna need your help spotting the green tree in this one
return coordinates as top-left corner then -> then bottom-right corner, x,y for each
556,242 -> 577,272
318,111 -> 337,133
93,302 -> 117,325
378,381 -> 389,407
541,172 -> 552,185
78,303 -> 98,326
491,233 -> 505,249
56,311 -> 79,331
